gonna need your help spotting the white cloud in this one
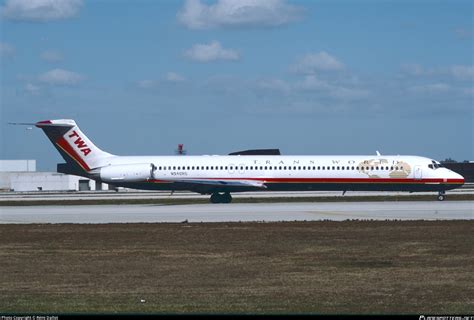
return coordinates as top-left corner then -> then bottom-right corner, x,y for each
137,80 -> 158,89
256,78 -> 290,93
25,83 -> 40,95
295,75 -> 331,91
400,63 -> 425,76
40,50 -> 63,62
463,87 -> 474,96
166,72 -> 185,82
295,75 -> 369,100
291,51 -> 345,74
455,28 -> 472,39
401,63 -> 473,81
450,65 -> 474,80
184,41 -> 240,62
1,0 -> 82,22
329,87 -> 370,100
38,68 -> 84,85
177,0 -> 304,30
408,83 -> 451,94
0,42 -> 15,57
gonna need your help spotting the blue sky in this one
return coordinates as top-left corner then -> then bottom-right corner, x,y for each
0,0 -> 472,171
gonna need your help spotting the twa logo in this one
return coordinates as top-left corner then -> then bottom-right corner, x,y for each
68,130 -> 91,156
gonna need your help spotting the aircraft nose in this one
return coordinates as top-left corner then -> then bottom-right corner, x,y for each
450,170 -> 465,185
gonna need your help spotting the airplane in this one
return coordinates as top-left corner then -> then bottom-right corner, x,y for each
29,119 -> 464,203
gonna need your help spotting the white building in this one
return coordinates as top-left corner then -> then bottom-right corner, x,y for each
0,160 -> 106,192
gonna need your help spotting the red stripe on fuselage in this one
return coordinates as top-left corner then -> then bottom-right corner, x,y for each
56,137 -> 90,171
148,177 -> 464,184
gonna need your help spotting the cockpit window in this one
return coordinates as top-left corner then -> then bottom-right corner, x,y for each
430,160 -> 444,169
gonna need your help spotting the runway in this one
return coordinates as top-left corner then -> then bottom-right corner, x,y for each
0,201 -> 472,224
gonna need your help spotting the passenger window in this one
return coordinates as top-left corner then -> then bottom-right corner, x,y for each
240,166 -> 243,170
395,166 -> 399,170
245,166 -> 248,170
376,167 -> 379,170
260,166 -> 263,170
279,166 -> 282,170
294,166 -> 297,170
351,166 -> 354,170
302,166 -> 306,170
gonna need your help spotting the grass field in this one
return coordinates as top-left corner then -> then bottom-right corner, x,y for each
1,221 -> 473,314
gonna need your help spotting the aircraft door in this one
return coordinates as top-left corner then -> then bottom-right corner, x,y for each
414,165 -> 422,180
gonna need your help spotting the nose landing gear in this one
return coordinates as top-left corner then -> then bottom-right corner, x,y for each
210,192 -> 232,204
437,191 -> 446,201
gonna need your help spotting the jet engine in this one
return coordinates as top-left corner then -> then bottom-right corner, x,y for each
99,163 -> 156,183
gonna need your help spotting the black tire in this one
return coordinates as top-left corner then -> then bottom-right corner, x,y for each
210,193 -> 220,203
223,193 -> 232,203
437,195 -> 445,201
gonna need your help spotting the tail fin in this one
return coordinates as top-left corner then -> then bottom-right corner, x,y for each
36,119 -> 113,171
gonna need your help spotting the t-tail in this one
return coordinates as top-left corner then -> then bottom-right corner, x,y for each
35,119 -> 113,172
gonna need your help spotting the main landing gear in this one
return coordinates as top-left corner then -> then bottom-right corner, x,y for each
210,192 -> 232,204
437,191 -> 446,201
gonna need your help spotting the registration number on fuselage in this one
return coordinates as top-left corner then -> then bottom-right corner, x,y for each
170,171 -> 188,176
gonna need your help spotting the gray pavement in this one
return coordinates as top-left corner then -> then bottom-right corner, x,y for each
0,185 -> 473,202
0,201 -> 472,224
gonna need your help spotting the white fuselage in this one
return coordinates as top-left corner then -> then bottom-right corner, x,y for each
95,154 -> 464,193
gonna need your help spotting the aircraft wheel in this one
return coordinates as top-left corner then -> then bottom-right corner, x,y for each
223,193 -> 232,203
437,194 -> 445,201
210,193 -> 220,203
210,192 -> 232,204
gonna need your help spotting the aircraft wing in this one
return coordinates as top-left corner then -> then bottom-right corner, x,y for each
159,178 -> 267,194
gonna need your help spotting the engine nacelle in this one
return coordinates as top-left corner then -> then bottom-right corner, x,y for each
99,163 -> 156,183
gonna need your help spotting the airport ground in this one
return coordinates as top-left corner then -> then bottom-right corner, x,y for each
0,191 -> 472,314
1,221 -> 473,314
0,187 -> 473,206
